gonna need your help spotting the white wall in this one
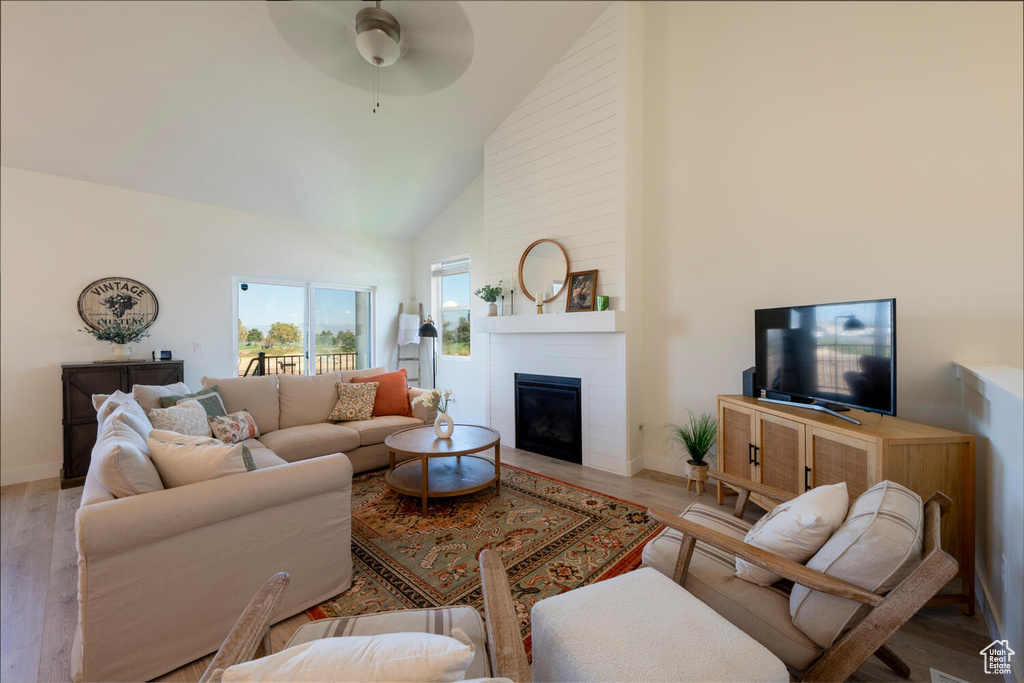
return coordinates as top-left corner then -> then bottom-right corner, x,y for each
958,363 -> 1023,682
411,173 -> 487,426
640,2 -> 1024,474
0,167 -> 411,485
485,3 -> 628,307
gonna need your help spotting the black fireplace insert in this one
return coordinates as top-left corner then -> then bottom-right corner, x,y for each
514,373 -> 582,464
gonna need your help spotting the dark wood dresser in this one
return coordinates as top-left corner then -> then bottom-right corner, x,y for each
61,360 -> 184,488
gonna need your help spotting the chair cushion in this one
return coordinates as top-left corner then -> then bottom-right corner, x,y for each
642,503 -> 823,673
345,415 -> 425,446
202,375 -> 280,433
791,481 -> 924,649
531,566 -> 789,682
352,368 -> 412,417
256,423 -> 359,462
278,371 -> 344,429
131,382 -> 191,412
91,417 -> 165,497
736,482 -> 849,586
286,606 -> 490,680
95,395 -> 152,440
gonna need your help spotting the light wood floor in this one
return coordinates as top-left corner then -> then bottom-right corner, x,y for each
1,448 -> 999,683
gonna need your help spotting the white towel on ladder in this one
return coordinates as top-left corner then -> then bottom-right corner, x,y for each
398,313 -> 420,347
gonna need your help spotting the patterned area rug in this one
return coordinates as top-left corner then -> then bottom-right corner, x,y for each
307,464 -> 663,655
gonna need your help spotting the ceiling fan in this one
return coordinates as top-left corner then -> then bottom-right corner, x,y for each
266,1 -> 475,111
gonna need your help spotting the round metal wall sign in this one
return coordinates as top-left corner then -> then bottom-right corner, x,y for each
78,277 -> 159,331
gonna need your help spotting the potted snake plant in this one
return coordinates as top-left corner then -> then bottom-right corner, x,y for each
669,410 -> 718,495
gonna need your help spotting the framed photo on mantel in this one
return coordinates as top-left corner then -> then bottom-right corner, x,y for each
566,270 -> 598,312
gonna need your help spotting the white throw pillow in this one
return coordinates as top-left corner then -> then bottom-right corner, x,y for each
147,399 -> 212,437
147,436 -> 257,488
735,482 -> 849,586
222,632 -> 475,683
95,392 -> 152,437
93,418 -> 165,497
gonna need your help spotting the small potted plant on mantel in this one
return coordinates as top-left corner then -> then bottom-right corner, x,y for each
474,281 -> 503,317
669,410 -> 718,496
80,316 -> 151,362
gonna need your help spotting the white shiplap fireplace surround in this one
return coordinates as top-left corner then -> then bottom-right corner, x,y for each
480,3 -> 644,477
476,312 -> 636,476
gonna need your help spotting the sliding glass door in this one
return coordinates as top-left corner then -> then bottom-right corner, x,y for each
236,278 -> 372,377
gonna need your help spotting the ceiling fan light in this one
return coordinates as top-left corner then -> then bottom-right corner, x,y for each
356,28 -> 401,67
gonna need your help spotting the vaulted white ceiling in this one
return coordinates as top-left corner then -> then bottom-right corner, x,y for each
0,1 -> 608,240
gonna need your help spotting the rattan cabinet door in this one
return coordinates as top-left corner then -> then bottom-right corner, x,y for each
718,402 -> 755,480
755,414 -> 805,496
807,427 -> 878,498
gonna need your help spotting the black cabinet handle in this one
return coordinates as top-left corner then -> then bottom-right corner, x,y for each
804,466 -> 812,491
748,443 -> 754,465
753,445 -> 760,467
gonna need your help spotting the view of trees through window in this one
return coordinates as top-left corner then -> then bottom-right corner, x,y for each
237,281 -> 370,376
440,270 -> 471,357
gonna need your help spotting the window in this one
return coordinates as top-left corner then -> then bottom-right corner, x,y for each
432,257 -> 471,357
235,278 -> 372,377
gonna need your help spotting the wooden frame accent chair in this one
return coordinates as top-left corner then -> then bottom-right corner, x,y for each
648,470 -> 959,682
199,550 -> 531,683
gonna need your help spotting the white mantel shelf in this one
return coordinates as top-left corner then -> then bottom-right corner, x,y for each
476,310 -> 626,334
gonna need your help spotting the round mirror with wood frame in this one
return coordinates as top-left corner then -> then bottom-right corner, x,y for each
518,238 -> 570,303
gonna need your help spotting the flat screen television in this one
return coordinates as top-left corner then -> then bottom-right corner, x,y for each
755,298 -> 896,416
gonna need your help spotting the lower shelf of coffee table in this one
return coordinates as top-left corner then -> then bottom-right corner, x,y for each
385,455 -> 499,498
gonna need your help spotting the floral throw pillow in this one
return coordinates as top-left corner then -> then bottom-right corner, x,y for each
328,382 -> 378,422
147,399 -> 213,437
208,410 -> 260,444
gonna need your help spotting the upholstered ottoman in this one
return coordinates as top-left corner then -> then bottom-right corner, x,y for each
530,567 -> 789,682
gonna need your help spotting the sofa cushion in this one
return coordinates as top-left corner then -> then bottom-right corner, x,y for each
346,415 -> 424,446
339,365 -> 389,383
92,416 -> 165,497
791,481 -> 924,649
241,438 -> 288,469
158,386 -> 227,417
736,482 -> 849,586
257,423 -> 360,462
147,436 -> 257,488
278,372 -> 344,429
328,382 -> 378,423
131,382 -> 191,412
642,503 -> 823,673
147,399 -> 213,437
95,394 -> 152,439
202,376 -> 280,433
209,410 -> 260,444
352,368 -> 412,417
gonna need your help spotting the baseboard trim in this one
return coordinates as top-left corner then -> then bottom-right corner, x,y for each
0,460 -> 61,487
976,567 -> 1022,683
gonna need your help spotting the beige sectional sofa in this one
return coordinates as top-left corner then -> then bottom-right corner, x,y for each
73,366 -> 436,682
200,366 -> 437,472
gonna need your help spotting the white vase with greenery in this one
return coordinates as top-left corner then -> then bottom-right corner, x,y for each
669,410 -> 718,496
474,281 -> 503,317
80,317 -> 151,362
412,388 -> 455,439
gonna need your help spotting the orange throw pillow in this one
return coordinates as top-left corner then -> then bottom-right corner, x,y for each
351,368 -> 411,417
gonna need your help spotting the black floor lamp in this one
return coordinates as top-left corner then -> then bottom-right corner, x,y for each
418,316 -> 438,388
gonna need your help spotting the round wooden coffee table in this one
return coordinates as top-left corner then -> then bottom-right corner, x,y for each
384,425 -> 501,514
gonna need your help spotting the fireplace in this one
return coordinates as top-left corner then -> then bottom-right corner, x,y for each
515,373 -> 582,464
